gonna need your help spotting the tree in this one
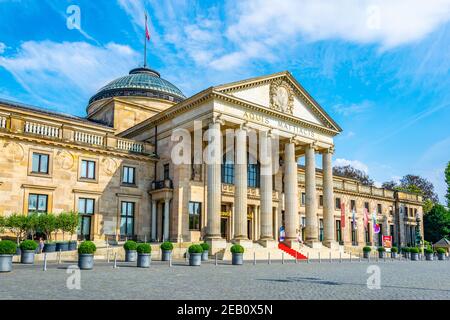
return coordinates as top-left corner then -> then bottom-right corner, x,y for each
0,216 -> 5,235
37,213 -> 56,241
332,165 -> 374,186
6,213 -> 28,244
398,174 -> 439,203
423,204 -> 450,243
57,212 -> 78,241
445,161 -> 450,208
382,180 -> 398,190
66,211 -> 79,241
26,213 -> 39,240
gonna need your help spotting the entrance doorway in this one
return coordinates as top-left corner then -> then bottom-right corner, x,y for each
78,215 -> 91,241
221,217 -> 229,241
247,219 -> 252,240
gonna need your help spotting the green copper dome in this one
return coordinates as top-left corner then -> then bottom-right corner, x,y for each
89,67 -> 186,104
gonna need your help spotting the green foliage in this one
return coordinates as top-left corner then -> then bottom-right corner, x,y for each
230,244 -> 244,254
333,165 -> 374,186
200,243 -> 210,251
0,240 -> 17,255
188,244 -> 204,254
136,243 -> 151,254
446,161 -> 450,208
26,213 -> 39,238
123,240 -> 137,251
423,204 -> 450,243
78,241 -> 96,254
0,216 -> 5,234
37,213 -> 57,241
363,246 -> 372,252
377,247 -> 386,252
56,212 -> 79,241
391,247 -> 398,253
423,199 -> 434,215
424,248 -> 433,254
401,247 -> 410,253
6,213 -> 28,242
20,240 -> 38,251
410,247 -> 420,254
436,248 -> 446,254
160,241 -> 174,251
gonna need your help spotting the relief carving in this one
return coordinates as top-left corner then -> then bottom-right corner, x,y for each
270,79 -> 294,115
56,150 -> 75,170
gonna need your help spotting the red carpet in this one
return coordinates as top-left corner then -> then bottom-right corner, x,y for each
278,243 -> 307,260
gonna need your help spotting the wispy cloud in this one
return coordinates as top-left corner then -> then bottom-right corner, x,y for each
333,158 -> 370,174
0,42 -> 5,54
332,100 -> 373,116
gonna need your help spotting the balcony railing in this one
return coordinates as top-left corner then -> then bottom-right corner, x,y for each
151,179 -> 173,190
117,139 -> 144,153
74,131 -> 104,146
24,121 -> 60,138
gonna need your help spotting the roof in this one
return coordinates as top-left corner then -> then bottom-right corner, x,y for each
88,67 -> 186,105
435,238 -> 450,247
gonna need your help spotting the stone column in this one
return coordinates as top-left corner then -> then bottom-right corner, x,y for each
151,200 -> 157,241
259,131 -> 276,247
305,143 -> 321,248
322,148 -> 337,249
233,127 -> 251,247
284,140 -> 299,247
163,199 -> 170,241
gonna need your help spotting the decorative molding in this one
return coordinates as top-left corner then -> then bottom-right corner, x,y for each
72,189 -> 103,195
56,150 -> 75,170
21,184 -> 57,191
116,192 -> 143,199
269,79 -> 294,115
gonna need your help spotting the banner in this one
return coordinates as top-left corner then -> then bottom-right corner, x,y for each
352,209 -> 357,230
279,226 -> 285,242
340,202 -> 346,228
363,207 -> 369,230
383,236 -> 392,248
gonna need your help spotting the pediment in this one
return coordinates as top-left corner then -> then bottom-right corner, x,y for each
214,71 -> 342,133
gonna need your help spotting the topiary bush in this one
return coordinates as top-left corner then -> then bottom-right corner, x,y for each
200,242 -> 210,251
78,241 -> 96,254
136,243 -> 151,254
436,248 -> 446,254
424,248 -> 433,254
160,241 -> 173,251
363,246 -> 372,253
0,240 -> 17,255
410,247 -> 420,254
401,247 -> 410,253
188,244 -> 204,254
391,247 -> 398,253
377,247 -> 386,252
230,244 -> 244,254
20,240 -> 38,251
123,240 -> 137,251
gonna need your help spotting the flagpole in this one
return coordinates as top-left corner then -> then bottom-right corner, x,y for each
144,13 -> 147,68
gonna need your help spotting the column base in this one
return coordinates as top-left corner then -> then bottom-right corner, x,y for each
283,239 -> 300,250
205,238 -> 227,255
232,239 -> 253,248
306,241 -> 322,249
323,240 -> 339,250
258,239 -> 278,248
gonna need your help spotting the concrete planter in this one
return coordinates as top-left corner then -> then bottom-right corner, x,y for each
378,251 -> 386,259
78,254 -> 94,270
232,253 -> 243,265
44,243 -> 56,253
161,250 -> 172,261
189,253 -> 202,266
201,250 -> 209,261
438,253 -> 445,261
425,253 -> 433,261
20,250 -> 35,264
125,250 -> 137,262
391,252 -> 398,259
363,252 -> 371,259
0,255 -> 13,272
410,253 -> 419,261
137,253 -> 151,268
68,241 -> 77,251
56,242 -> 69,252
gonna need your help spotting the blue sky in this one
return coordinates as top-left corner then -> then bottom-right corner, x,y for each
0,0 -> 449,203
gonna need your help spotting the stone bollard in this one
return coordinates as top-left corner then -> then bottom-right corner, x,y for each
329,252 -> 332,263
350,252 -> 352,262
307,252 -> 309,264
43,253 -> 47,271
318,252 -> 321,264
58,249 -> 62,265
215,253 -> 218,266
282,252 -> 285,264
268,252 -> 271,265
340,252 -> 342,263
359,252 -> 361,262
253,252 -> 256,265
113,252 -> 118,269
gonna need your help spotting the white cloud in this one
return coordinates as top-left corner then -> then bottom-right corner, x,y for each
0,41 -> 139,114
334,158 -> 369,174
0,42 -> 5,54
333,100 -> 373,116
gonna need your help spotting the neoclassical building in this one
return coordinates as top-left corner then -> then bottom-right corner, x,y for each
0,67 -> 423,255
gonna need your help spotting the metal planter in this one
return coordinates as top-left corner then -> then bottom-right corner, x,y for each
137,253 -> 151,268
0,255 -> 13,272
78,254 -> 94,270
232,253 -> 243,265
21,250 -> 35,264
363,252 -> 370,259
125,250 -> 137,262
189,253 -> 202,266
56,242 -> 69,252
201,250 -> 209,261
378,252 -> 386,259
68,241 -> 77,251
410,253 -> 419,261
391,252 -> 398,259
438,253 -> 445,261
425,253 -> 433,261
44,243 -> 56,253
161,250 -> 172,261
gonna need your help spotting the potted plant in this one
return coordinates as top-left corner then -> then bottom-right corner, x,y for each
124,240 -> 138,262
0,240 -> 17,272
401,247 -> 410,258
437,248 -> 446,261
55,213 -> 70,251
377,247 -> 386,258
67,211 -> 79,251
424,248 -> 434,261
6,214 -> 27,255
391,247 -> 398,258
43,241 -> 56,253
56,241 -> 69,252
363,246 -> 372,259
410,247 -> 420,261
78,240 -> 96,270
188,244 -> 203,266
200,242 -> 210,261
160,241 -> 173,261
136,243 -> 151,268
231,244 -> 244,265
20,240 -> 38,264
38,214 -> 57,252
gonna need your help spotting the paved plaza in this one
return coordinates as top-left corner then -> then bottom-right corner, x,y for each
1,258 -> 449,300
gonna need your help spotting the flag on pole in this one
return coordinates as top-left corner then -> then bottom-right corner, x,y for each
340,202 -> 346,228
352,209 -> 357,230
145,13 -> 151,41
372,210 -> 380,234
363,207 -> 369,229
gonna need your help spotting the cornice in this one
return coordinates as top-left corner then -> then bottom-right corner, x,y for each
72,189 -> 104,195
21,184 -> 57,191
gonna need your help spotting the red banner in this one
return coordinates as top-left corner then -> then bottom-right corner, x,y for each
383,236 -> 392,248
340,202 -> 346,228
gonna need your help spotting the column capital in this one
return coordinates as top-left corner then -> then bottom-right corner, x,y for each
210,114 -> 224,126
305,141 -> 319,151
320,145 -> 335,155
239,122 -> 250,131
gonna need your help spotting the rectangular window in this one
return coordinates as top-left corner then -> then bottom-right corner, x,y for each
364,202 -> 370,212
78,198 -> 95,215
319,195 -> 323,207
319,219 -> 324,241
28,194 -> 48,214
351,223 -> 357,246
365,225 -> 371,244
31,153 -> 49,174
390,224 -> 395,245
188,202 -> 201,230
335,220 -> 342,243
301,193 -> 306,206
81,160 -> 96,179
164,164 -> 170,180
389,206 -> 394,215
120,201 -> 135,236
377,204 -> 382,214
122,166 -> 136,185
350,200 -> 356,211
335,197 -> 341,210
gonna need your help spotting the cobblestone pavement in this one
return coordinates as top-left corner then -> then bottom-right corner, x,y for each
1,258 -> 449,300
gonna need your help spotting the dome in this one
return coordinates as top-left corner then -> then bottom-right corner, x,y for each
88,67 -> 186,105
